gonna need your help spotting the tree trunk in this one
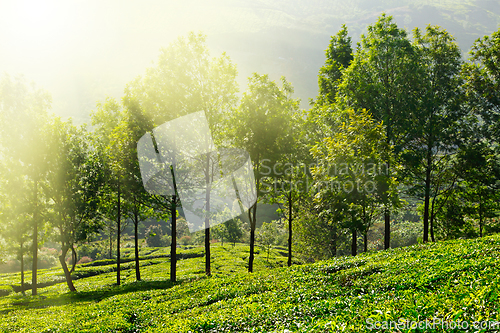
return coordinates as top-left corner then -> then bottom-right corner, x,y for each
20,241 -> 25,295
248,203 -> 257,273
384,210 -> 390,250
59,246 -> 77,292
204,186 -> 211,276
423,154 -> 432,243
170,195 -> 177,282
134,207 -> 141,281
287,190 -> 292,267
109,222 -> 113,259
69,245 -> 77,274
330,223 -> 337,258
116,184 -> 121,286
384,159 -> 391,250
351,229 -> 357,256
430,195 -> 436,242
204,154 -> 211,277
364,231 -> 368,253
32,179 -> 38,296
205,227 -> 211,276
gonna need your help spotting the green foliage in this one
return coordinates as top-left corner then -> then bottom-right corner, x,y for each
144,225 -> 167,248
317,24 -> 353,106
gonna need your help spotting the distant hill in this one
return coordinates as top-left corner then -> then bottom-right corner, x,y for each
207,0 -> 500,109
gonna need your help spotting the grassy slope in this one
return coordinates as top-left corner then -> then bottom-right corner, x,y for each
0,236 -> 499,332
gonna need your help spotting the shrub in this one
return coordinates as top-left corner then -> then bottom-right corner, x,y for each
179,235 -> 191,245
77,256 -> 93,264
161,234 -> 171,247
145,225 -> 166,247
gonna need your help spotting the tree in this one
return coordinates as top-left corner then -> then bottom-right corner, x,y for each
213,218 -> 243,246
121,96 -> 154,281
45,118 -> 104,292
257,221 -> 279,262
91,98 -> 127,286
337,14 -> 419,249
402,25 -> 465,243
230,73 -> 299,272
0,74 -> 51,296
455,142 -> 500,237
310,109 -> 392,257
0,160 -> 31,294
127,32 -> 239,279
263,107 -> 307,267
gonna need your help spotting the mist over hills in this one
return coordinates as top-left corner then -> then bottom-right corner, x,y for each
1,0 -> 499,122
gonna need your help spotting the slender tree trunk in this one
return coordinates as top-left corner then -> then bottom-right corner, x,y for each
430,194 -> 436,242
384,210 -> 390,250
287,190 -> 292,267
384,159 -> 390,250
69,245 -> 77,274
32,179 -> 38,296
205,227 -> 211,276
330,223 -> 337,258
134,206 -> 141,281
479,194 -> 483,238
423,152 -> 432,243
170,195 -> 177,282
204,153 -> 211,277
59,246 -> 76,292
248,203 -> 257,273
116,184 -> 121,286
364,231 -> 368,253
20,240 -> 25,295
205,188 -> 211,277
351,229 -> 357,256
109,222 -> 113,259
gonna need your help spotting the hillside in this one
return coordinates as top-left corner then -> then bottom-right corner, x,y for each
0,235 -> 499,332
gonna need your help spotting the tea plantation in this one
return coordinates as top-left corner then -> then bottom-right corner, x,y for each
0,236 -> 499,332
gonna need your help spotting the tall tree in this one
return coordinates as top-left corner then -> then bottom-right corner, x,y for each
310,109 -> 392,256
45,118 -> 104,292
0,160 -> 31,294
230,73 -> 299,272
265,108 -> 307,267
455,142 -> 500,237
120,97 -> 154,281
0,74 -> 51,296
337,14 -> 418,249
91,98 -> 127,286
126,32 -> 239,278
401,25 -> 465,242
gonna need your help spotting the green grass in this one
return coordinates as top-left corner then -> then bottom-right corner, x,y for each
0,237 -> 499,332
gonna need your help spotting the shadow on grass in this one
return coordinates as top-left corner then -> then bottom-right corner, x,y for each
0,277 -> 189,315
70,279 -> 179,303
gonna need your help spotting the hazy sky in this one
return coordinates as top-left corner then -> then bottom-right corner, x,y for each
0,0 -> 325,123
1,0 -> 498,123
